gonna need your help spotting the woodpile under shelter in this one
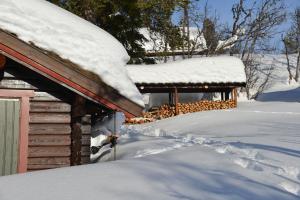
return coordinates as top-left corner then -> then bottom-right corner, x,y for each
0,0 -> 143,176
127,56 -> 246,116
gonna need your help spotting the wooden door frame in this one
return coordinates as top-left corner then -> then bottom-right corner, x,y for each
0,89 -> 34,173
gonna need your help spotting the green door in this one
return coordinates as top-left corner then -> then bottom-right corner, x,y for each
0,99 -> 20,176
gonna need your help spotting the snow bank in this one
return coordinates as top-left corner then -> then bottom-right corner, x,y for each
127,56 -> 246,84
0,102 -> 299,200
0,0 -> 144,106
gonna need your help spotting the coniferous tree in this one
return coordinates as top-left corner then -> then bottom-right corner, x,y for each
49,0 -> 148,64
202,18 -> 218,55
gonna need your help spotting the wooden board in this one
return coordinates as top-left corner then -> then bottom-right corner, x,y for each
81,125 -> 91,135
0,99 -> 20,176
81,156 -> 90,164
29,124 -> 71,135
0,54 -> 6,69
28,146 -> 71,157
29,135 -> 71,146
30,101 -> 71,113
28,157 -> 70,170
81,135 -> 91,146
81,146 -> 91,156
30,113 -> 71,124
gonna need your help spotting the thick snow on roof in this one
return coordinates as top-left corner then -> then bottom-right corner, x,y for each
127,56 -> 246,85
0,0 -> 144,106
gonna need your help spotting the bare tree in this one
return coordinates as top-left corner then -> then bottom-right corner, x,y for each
230,0 -> 286,99
283,8 -> 300,82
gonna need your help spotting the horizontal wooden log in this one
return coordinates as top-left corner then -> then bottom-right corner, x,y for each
27,164 -> 70,170
81,146 -> 91,156
28,146 -> 71,157
31,92 -> 62,102
82,115 -> 91,125
81,156 -> 90,164
81,125 -> 91,134
30,113 -> 71,124
0,79 -> 37,90
82,135 -> 91,146
29,135 -> 71,146
28,157 -> 70,166
30,101 -> 71,113
29,124 -> 71,135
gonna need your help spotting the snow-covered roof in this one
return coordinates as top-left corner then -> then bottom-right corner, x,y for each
0,0 -> 144,106
127,56 -> 246,85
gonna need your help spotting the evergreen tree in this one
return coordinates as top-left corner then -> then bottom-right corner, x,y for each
202,18 -> 218,55
49,0 -> 148,64
140,0 -> 182,62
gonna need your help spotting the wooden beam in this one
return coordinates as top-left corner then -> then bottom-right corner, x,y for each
139,86 -> 240,94
169,92 -> 173,105
233,88 -> 238,107
0,54 -> 6,70
71,95 -> 86,166
225,91 -> 230,100
174,88 -> 179,115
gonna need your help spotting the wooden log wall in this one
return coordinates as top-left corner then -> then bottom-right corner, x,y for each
28,95 -> 72,171
1,58 -> 91,171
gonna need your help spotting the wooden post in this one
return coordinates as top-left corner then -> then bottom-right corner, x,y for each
221,92 -> 224,101
174,87 -> 179,115
233,88 -> 238,107
113,111 -> 117,161
71,95 -> 86,166
169,92 -> 173,106
225,90 -> 230,100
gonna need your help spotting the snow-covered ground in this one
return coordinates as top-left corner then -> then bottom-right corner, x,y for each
0,100 -> 299,200
0,54 -> 299,200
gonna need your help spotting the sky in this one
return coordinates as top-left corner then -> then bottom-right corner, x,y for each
174,0 -> 300,50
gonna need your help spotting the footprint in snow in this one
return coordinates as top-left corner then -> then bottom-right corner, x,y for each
233,158 -> 264,172
277,166 -> 300,180
279,181 -> 300,196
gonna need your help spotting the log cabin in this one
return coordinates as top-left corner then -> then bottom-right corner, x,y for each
0,0 -> 143,176
127,56 -> 246,115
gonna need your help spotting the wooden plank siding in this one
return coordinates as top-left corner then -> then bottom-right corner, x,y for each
28,100 -> 72,171
0,99 -> 20,176
1,58 -> 91,172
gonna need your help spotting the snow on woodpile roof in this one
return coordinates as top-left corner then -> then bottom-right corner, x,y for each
0,0 -> 144,106
127,56 -> 246,85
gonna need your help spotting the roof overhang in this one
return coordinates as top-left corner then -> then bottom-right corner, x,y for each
136,82 -> 246,93
0,30 -> 143,118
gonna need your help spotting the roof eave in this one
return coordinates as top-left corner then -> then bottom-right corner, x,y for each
0,29 -> 143,118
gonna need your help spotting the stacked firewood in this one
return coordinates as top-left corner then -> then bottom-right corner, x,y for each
125,117 -> 155,124
126,100 -> 236,124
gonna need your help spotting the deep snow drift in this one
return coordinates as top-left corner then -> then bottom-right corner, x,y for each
0,101 -> 299,200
